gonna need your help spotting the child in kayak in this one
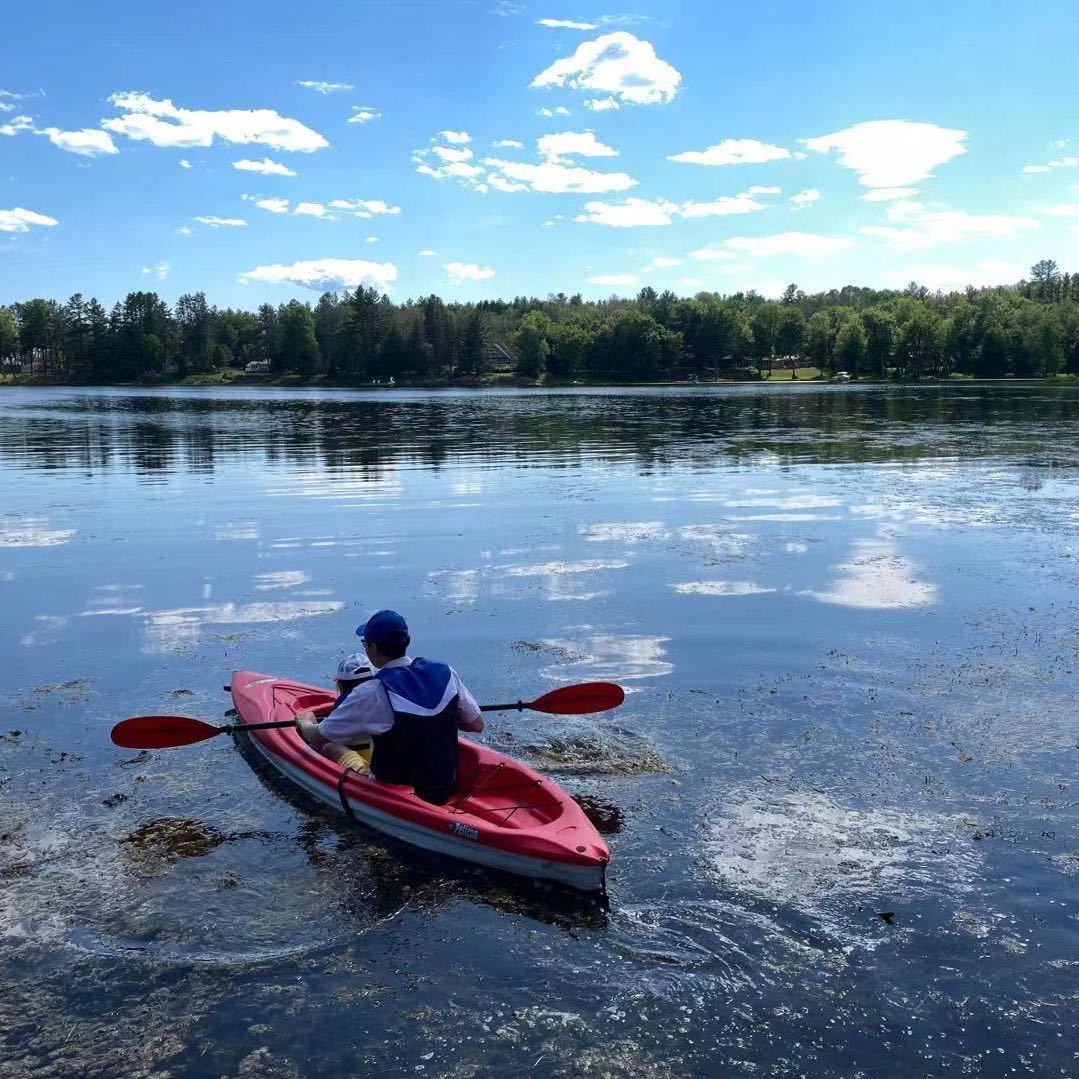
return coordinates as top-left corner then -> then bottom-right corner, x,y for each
295,653 -> 379,773
295,610 -> 484,804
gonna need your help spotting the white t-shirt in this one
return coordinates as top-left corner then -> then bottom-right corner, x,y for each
318,656 -> 482,744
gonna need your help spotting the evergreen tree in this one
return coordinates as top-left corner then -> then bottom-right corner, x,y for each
458,310 -> 487,377
278,301 -> 321,376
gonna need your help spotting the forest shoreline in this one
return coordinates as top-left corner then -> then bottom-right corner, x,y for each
0,373 -> 1072,391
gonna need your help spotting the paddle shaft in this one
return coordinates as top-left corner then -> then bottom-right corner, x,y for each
480,701 -> 527,713
220,718 -> 299,735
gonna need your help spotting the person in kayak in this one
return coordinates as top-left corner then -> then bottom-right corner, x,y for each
295,609 -> 484,804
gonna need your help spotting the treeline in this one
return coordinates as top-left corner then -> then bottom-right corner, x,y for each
2,260 -> 1078,384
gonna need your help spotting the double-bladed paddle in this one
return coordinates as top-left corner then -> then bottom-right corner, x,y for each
110,681 -> 626,750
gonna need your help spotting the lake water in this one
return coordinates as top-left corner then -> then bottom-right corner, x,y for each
2,384 -> 1078,1077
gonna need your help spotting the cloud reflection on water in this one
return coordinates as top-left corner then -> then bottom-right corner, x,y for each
673,581 -> 777,597
0,518 -> 76,547
540,633 -> 673,681
140,600 -> 345,653
802,539 -> 936,610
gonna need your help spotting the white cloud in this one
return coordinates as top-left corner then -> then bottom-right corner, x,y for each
0,89 -> 42,103
537,129 -> 618,161
1022,156 -> 1077,175
240,257 -> 397,292
860,187 -> 917,202
883,260 -> 1022,291
680,192 -> 770,218
413,132 -> 485,187
726,232 -> 854,257
140,260 -> 169,279
0,114 -> 33,137
249,196 -> 290,213
245,194 -> 400,219
364,235 -> 379,243
41,127 -> 117,157
445,261 -> 495,283
584,97 -> 620,112
418,159 -> 488,188
429,144 -> 474,162
179,158 -> 192,168
103,91 -> 329,152
418,249 -> 437,256
748,185 -> 782,195
860,199 -> 1041,251
177,225 -> 193,235
195,215 -> 248,228
537,18 -> 597,29
538,106 -> 571,118
531,31 -> 681,106
484,157 -> 636,193
493,138 -> 524,148
327,198 -> 400,217
687,246 -> 737,261
790,187 -> 821,208
1036,203 -> 1079,217
293,200 -> 332,218
0,207 -> 58,233
233,157 -> 296,176
587,273 -> 637,286
641,256 -> 680,274
576,197 -> 676,226
348,106 -> 381,125
575,188 -> 775,227
803,120 -> 966,189
297,80 -> 354,94
670,138 -> 790,167
417,127 -> 632,194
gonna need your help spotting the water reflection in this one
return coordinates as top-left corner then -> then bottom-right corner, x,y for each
3,384 -> 1079,1075
4,385 -> 1079,478
140,600 -> 345,654
673,580 -> 777,597
539,634 -> 674,681
0,517 -> 76,547
803,538 -> 937,609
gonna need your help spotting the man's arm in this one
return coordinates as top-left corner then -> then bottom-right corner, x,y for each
454,673 -> 484,733
318,681 -> 394,742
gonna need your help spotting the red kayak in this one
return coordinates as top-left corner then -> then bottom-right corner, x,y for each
230,670 -> 610,891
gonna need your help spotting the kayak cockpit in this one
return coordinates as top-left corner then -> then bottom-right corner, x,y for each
447,744 -> 564,829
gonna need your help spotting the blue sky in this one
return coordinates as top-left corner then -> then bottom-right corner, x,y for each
1,0 -> 1077,307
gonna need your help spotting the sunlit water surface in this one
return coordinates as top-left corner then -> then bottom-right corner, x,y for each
1,385 -> 1078,1077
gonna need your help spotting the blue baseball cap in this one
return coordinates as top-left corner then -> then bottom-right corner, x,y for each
357,609 -> 410,647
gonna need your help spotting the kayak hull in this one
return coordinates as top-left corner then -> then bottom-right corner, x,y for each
230,671 -> 609,892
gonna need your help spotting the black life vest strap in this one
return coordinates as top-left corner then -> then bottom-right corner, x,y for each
336,765 -> 360,827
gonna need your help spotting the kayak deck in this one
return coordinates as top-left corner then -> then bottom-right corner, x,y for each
230,670 -> 610,891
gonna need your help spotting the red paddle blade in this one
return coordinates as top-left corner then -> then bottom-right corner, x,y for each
529,682 -> 625,715
110,715 -> 222,749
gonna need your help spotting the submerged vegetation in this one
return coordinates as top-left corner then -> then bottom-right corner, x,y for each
1,260 -> 1077,385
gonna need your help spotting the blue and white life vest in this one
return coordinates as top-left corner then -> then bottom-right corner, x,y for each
370,658 -> 460,804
